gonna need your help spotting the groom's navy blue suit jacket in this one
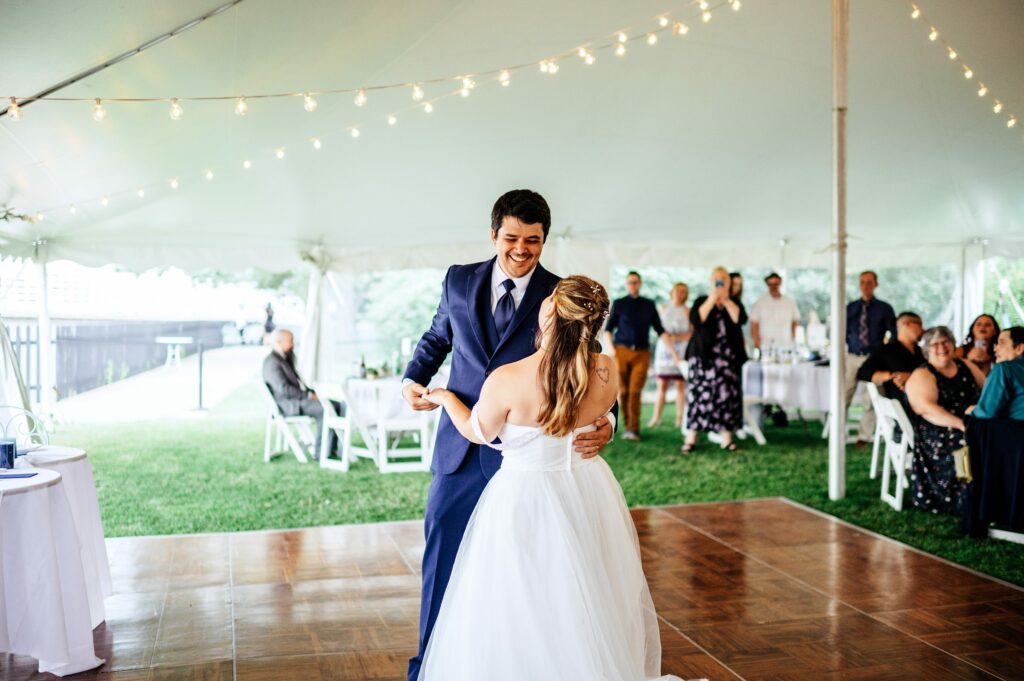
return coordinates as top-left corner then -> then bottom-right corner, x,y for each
404,257 -> 561,479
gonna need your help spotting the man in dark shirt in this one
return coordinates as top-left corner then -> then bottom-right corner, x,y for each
845,270 -> 897,443
605,271 -> 680,441
856,311 -> 924,412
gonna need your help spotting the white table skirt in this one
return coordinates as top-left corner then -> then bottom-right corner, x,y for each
744,361 -> 831,413
16,446 -> 112,628
0,468 -> 105,676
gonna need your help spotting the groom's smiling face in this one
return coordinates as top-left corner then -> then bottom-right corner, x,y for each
492,217 -> 544,279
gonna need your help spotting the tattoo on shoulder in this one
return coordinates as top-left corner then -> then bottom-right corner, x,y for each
595,366 -> 610,385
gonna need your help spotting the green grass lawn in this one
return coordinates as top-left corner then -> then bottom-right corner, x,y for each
52,382 -> 1024,586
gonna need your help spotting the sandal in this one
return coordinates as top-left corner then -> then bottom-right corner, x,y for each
720,442 -> 741,452
681,442 -> 698,455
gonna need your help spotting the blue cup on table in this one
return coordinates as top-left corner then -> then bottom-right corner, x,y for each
0,439 -> 16,469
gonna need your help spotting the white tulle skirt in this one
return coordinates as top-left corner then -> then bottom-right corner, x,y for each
418,455 -> 682,681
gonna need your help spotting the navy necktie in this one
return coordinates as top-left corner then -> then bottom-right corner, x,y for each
494,279 -> 516,339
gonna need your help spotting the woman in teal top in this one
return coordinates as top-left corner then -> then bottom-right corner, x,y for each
972,327 -> 1024,420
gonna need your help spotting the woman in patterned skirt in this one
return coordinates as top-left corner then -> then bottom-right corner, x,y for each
648,282 -> 692,429
906,326 -> 985,514
682,267 -> 748,453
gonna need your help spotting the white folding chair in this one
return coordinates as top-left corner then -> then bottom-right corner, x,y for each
319,390 -> 354,472
865,383 -> 887,479
374,409 -> 434,473
261,383 -> 315,464
878,397 -> 915,511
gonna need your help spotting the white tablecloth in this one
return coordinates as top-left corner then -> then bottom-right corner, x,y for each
0,468 -> 105,676
744,361 -> 831,412
16,446 -> 112,627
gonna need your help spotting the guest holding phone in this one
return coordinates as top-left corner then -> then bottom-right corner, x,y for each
956,314 -> 1000,377
682,266 -> 747,453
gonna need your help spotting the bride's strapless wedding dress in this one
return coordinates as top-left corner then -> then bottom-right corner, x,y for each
418,410 -> 684,681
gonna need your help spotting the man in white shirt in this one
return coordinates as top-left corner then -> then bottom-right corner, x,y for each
750,272 -> 801,353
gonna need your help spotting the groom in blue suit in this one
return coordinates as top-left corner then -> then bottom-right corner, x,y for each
402,189 -> 615,680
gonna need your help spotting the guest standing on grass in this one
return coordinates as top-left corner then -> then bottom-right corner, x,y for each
845,270 -> 897,446
682,266 -> 747,454
605,271 -> 680,442
648,282 -> 692,429
906,326 -> 985,515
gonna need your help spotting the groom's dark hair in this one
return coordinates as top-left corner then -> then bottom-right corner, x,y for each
491,189 -> 551,240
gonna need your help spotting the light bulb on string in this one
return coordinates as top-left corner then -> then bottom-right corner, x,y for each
928,27 -> 938,41
646,33 -> 658,46
169,98 -> 183,120
411,84 -> 424,101
994,101 -> 1003,114
947,47 -> 957,60
423,102 -> 433,113
92,98 -> 107,121
275,147 -> 285,159
548,61 -> 559,74
658,16 -> 669,27
674,22 -> 689,36
303,94 -> 318,112
100,196 -> 109,206
731,0 -> 742,11
243,160 -> 252,169
8,97 -> 23,120
911,4 -> 921,19
963,65 -> 973,79
1009,117 -> 1018,129
35,212 -> 44,222
460,87 -> 470,97
69,205 -> 77,214
350,128 -> 360,138
234,97 -> 248,115
462,77 -> 476,90
702,11 -> 712,23
540,60 -> 550,73
169,178 -> 179,189
577,47 -> 587,58
617,32 -> 628,43
615,43 -> 626,56
699,1 -> 709,9
387,113 -> 397,125
499,70 -> 511,86
977,83 -> 987,97
204,169 -> 214,180
311,137 -> 321,150
354,89 -> 367,107
584,52 -> 595,64
137,188 -> 145,198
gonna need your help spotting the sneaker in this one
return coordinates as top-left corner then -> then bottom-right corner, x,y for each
622,431 -> 640,442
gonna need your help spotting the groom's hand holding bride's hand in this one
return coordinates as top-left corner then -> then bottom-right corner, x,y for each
421,388 -> 450,407
574,416 -> 612,459
403,382 -> 440,411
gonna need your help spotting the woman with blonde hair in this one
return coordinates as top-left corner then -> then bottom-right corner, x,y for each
649,282 -> 692,428
419,275 -> 681,681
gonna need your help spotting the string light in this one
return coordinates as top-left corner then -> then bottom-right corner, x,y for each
275,147 -> 285,159
577,47 -> 588,58
311,137 -> 321,149
615,43 -> 626,57
169,98 -> 183,120
499,70 -> 510,86
242,159 -> 252,169
387,113 -> 397,125
962,65 -> 973,80
169,178 -> 179,189
354,89 -> 367,107
460,86 -> 471,97
928,27 -> 938,41
994,101 -> 1003,114
100,196 -> 109,206
91,98 -> 107,121
674,22 -> 689,36
303,94 -> 318,112
35,212 -> 44,222
1009,117 -> 1018,129
69,205 -> 77,214
204,169 -> 214,180
702,11 -> 712,23
548,61 -> 560,74
8,97 -> 22,120
731,0 -> 742,11
539,60 -> 550,73
947,47 -> 957,60
350,127 -> 360,138
137,188 -> 145,198
699,1 -> 709,9
234,97 -> 248,115
411,84 -> 424,101
584,52 -> 596,65
911,4 -> 921,19
658,16 -> 669,28
977,83 -> 987,97
617,32 -> 628,43
646,33 -> 658,46
423,102 -> 433,113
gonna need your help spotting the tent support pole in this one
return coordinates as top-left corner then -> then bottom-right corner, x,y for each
828,0 -> 849,501
35,253 -> 54,418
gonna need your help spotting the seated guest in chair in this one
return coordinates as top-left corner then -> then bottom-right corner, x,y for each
971,326 -> 1024,421
905,326 -> 985,515
856,311 -> 925,413
262,329 -> 339,456
956,314 -> 1000,377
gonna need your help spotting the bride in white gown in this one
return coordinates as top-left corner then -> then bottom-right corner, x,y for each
419,275 -> 685,681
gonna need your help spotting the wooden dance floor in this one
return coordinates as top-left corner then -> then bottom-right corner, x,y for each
5,498 -> 1024,680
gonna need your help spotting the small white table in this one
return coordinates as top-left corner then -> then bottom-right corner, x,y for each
0,468 -> 105,676
16,446 -> 113,627
742,361 -> 832,444
155,335 -> 193,367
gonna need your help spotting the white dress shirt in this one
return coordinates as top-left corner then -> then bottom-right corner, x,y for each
490,260 -> 535,314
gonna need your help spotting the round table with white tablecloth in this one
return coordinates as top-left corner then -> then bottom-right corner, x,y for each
743,360 -> 832,413
0,467 -> 105,676
15,445 -> 113,627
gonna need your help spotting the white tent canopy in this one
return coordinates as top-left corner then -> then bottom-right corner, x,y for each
1,0 -> 1022,272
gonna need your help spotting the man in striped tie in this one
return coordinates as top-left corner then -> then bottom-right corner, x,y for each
845,270 -> 897,445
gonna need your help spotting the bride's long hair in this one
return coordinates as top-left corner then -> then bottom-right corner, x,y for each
536,276 -> 610,437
